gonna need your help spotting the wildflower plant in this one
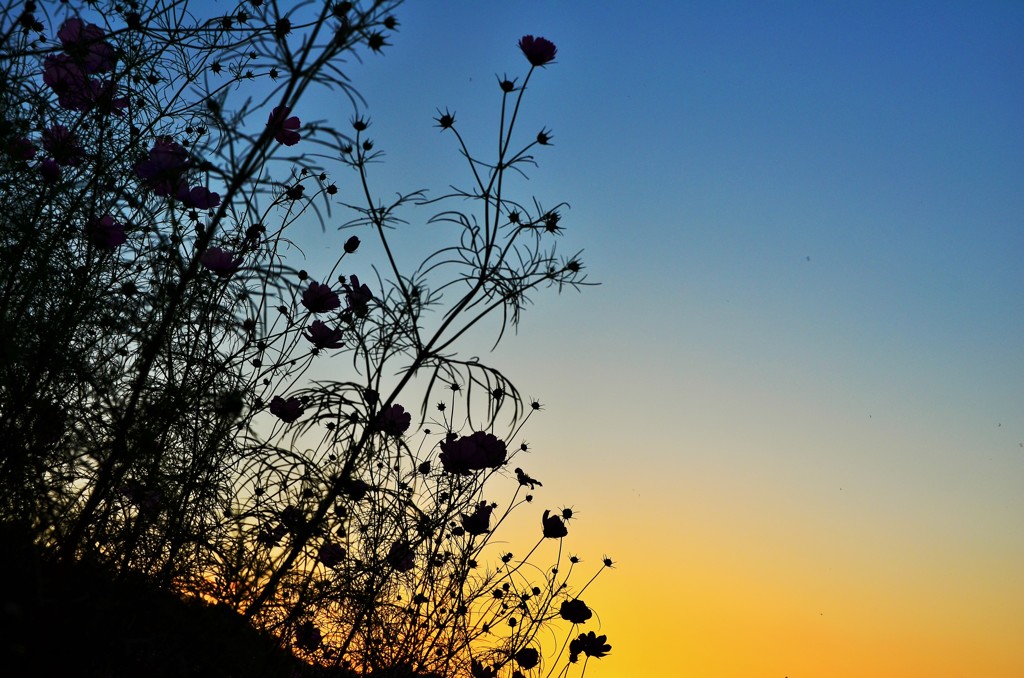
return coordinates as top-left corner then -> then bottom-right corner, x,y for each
0,1 -> 612,676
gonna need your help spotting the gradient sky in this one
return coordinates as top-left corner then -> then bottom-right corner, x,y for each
288,1 -> 1024,676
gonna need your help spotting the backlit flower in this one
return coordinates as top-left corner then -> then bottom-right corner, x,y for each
295,621 -> 322,651
267,105 -> 301,146
269,395 -> 304,423
559,598 -> 593,624
343,274 -> 372,317
200,247 -> 242,276
375,403 -> 411,436
343,235 -> 360,253
135,138 -> 190,196
460,501 -> 493,536
386,540 -> 415,571
513,647 -> 539,670
85,215 -> 127,250
301,281 -> 340,313
57,17 -> 116,73
304,320 -> 344,349
569,632 -> 611,662
177,185 -> 221,209
542,509 -> 568,539
439,431 -> 507,475
518,35 -> 557,66
317,542 -> 346,567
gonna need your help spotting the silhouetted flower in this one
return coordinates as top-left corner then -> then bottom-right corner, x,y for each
470,660 -> 496,678
569,632 -> 611,662
560,598 -> 593,624
513,647 -> 540,670
386,540 -> 415,571
340,477 -> 369,502
518,35 -> 557,66
295,621 -> 321,651
42,125 -> 83,166
267,105 -> 301,145
177,185 -> 221,209
302,281 -> 340,313
343,274 -> 372,317
515,467 -> 542,489
257,524 -> 287,546
542,509 -> 568,539
57,17 -> 116,73
317,541 -> 345,567
42,55 -> 94,110
460,501 -> 493,536
270,395 -> 304,423
200,247 -> 242,276
375,403 -> 411,436
304,320 -> 344,349
439,431 -> 507,475
85,215 -> 126,250
135,138 -> 190,196
40,158 -> 61,183
343,235 -> 360,253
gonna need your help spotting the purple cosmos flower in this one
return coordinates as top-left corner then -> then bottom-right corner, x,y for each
460,501 -> 493,536
317,542 -> 346,568
301,281 -> 340,313
439,431 -> 507,475
176,185 -> 221,209
200,247 -> 242,276
135,137 -> 190,196
269,395 -> 304,423
57,18 -> 116,73
343,235 -> 360,253
267,105 -> 301,146
518,35 -> 557,66
42,55 -> 94,111
375,403 -> 411,437
40,158 -> 61,183
542,509 -> 568,539
304,320 -> 344,349
85,214 -> 127,250
41,125 -> 84,167
344,274 -> 373,318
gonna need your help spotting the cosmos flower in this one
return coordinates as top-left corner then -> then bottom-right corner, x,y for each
301,281 -> 341,313
460,501 -> 493,536
267,105 -> 301,146
542,509 -> 568,539
375,403 -> 411,436
304,320 -> 344,349
518,35 -> 557,66
269,395 -> 304,423
200,247 -> 242,276
569,632 -> 612,662
559,598 -> 593,624
439,431 -> 507,475
85,214 -> 127,250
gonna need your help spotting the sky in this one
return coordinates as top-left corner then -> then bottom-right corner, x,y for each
283,1 -> 1023,676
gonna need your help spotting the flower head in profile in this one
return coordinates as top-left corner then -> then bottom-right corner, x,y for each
460,501 -> 494,536
267,106 -> 301,146
304,320 -> 344,349
518,35 -> 557,66
569,631 -> 612,662
343,235 -> 360,253
85,215 -> 127,250
542,509 -> 568,539
200,247 -> 242,277
269,395 -> 304,423
301,281 -> 341,313
375,403 -> 411,437
343,274 -> 373,318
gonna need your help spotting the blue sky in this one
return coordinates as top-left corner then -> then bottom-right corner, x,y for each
298,1 -> 1024,674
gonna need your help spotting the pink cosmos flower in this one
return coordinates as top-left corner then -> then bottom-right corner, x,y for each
41,125 -> 84,167
267,106 -> 301,146
176,185 -> 221,209
343,274 -> 372,317
269,395 -> 304,423
303,320 -> 344,349
518,35 -> 557,67
42,54 -> 94,111
135,138 -> 190,196
40,158 -> 61,183
200,247 -> 242,276
85,214 -> 127,250
57,17 -> 116,73
301,281 -> 340,313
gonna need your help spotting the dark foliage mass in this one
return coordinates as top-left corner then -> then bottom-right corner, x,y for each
0,1 -> 611,675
